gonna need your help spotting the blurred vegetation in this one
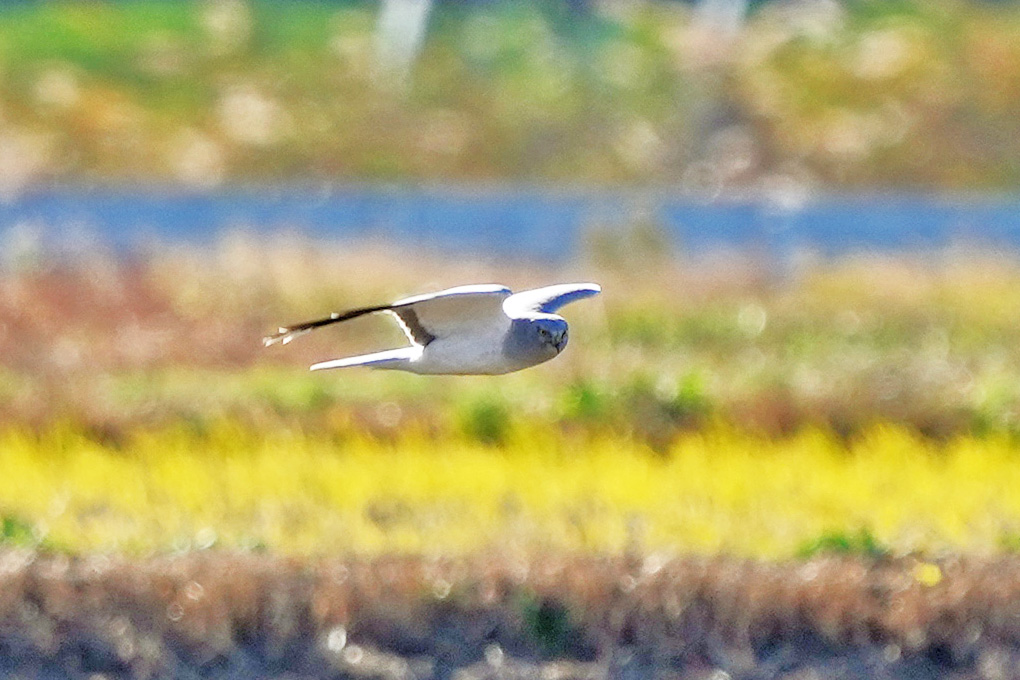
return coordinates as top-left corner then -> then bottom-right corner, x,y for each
6,236 -> 1020,444
1,0 -> 1020,192
3,241 -> 1020,555
5,418 -> 1020,556
4,0 -> 1020,559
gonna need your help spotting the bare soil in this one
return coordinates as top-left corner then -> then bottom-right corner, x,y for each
2,550 -> 1020,679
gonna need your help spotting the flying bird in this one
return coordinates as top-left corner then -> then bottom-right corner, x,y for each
263,283 -> 601,375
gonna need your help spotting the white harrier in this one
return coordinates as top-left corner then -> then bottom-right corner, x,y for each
263,283 -> 601,375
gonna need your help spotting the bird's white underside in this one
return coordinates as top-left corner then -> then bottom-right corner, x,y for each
280,282 -> 601,375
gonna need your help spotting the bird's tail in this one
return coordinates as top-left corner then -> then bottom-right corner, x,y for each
309,347 -> 420,372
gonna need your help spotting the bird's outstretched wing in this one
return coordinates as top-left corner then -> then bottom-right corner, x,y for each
262,303 -> 392,346
502,283 -> 601,317
309,347 -> 421,371
263,284 -> 512,347
387,284 -> 512,343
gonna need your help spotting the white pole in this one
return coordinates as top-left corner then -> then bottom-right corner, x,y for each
375,0 -> 433,88
693,0 -> 750,42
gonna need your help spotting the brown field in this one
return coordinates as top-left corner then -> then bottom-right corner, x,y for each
8,239 -> 1020,442
3,549 -> 1020,679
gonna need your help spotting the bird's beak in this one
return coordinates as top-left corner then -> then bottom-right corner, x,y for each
555,335 -> 567,352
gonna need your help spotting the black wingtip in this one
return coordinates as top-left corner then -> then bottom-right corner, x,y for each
263,304 -> 392,349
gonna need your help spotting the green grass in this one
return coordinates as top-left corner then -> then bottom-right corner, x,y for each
797,528 -> 892,559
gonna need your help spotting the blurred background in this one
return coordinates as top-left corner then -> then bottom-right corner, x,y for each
8,1 -> 1020,676
3,0 -> 1020,558
4,0 -> 1020,255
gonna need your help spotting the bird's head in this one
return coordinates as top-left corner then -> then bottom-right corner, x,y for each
501,315 -> 570,371
534,316 -> 568,354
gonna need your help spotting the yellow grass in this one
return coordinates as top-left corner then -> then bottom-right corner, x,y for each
2,423 -> 1019,558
